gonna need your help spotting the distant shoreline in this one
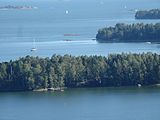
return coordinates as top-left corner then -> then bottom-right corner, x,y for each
96,23 -> 160,43
135,9 -> 160,19
0,5 -> 38,10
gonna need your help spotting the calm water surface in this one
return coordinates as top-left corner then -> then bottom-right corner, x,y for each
0,0 -> 160,61
0,87 -> 160,120
0,1 -> 160,119
0,0 -> 160,120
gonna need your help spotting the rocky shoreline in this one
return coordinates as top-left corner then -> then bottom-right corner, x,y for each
33,87 -> 65,92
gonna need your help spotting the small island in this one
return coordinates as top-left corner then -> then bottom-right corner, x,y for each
96,23 -> 160,43
0,53 -> 159,91
135,9 -> 160,19
0,5 -> 37,10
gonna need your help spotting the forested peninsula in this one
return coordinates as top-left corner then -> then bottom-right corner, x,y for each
0,53 -> 160,91
135,9 -> 160,19
96,23 -> 160,43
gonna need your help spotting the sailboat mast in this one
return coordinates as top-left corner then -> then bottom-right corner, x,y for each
33,39 -> 36,48
31,39 -> 37,51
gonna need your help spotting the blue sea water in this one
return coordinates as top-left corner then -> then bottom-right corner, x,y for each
0,1 -> 160,120
0,0 -> 160,61
1,87 -> 160,120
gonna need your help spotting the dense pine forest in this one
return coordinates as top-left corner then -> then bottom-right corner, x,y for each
0,53 -> 160,91
135,9 -> 160,19
96,23 -> 160,42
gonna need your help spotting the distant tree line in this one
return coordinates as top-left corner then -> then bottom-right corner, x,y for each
0,53 -> 160,91
96,23 -> 160,42
135,9 -> 160,19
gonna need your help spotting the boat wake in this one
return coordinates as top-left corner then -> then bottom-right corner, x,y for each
38,40 -> 97,45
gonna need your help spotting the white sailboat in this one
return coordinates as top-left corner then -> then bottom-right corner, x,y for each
146,42 -> 151,44
31,39 -> 37,51
65,10 -> 69,14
